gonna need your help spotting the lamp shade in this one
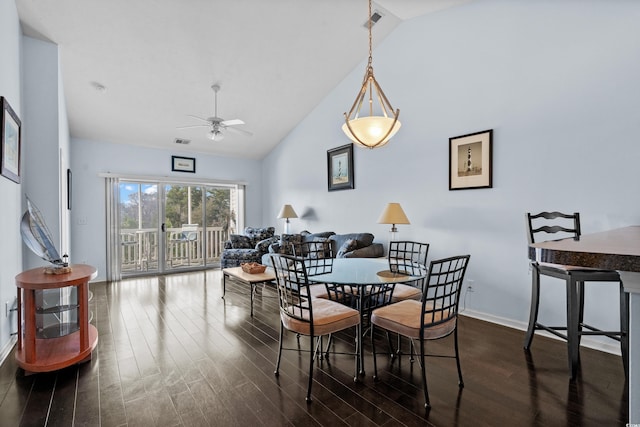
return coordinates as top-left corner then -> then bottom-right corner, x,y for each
277,204 -> 298,219
377,203 -> 410,225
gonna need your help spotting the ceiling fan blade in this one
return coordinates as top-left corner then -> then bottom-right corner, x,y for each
177,124 -> 210,129
221,119 -> 245,126
226,126 -> 253,137
187,115 -> 212,124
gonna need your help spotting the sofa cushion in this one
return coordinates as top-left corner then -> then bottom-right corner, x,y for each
228,234 -> 253,249
329,233 -> 375,255
301,231 -> 335,242
343,243 -> 384,258
336,239 -> 359,258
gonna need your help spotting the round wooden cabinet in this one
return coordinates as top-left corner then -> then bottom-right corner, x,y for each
15,264 -> 98,374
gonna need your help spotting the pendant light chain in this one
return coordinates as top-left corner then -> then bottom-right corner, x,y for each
342,0 -> 401,149
367,0 -> 373,69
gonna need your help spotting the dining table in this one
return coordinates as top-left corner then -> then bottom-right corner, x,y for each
307,257 -> 426,375
528,225 -> 640,423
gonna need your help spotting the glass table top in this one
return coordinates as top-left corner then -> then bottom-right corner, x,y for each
307,257 -> 425,285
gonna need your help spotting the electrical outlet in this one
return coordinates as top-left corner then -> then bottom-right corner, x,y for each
467,279 -> 475,293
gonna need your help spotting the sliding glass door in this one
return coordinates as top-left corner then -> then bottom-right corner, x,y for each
110,177 -> 242,279
119,182 -> 160,274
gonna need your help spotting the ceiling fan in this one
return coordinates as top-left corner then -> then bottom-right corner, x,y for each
178,84 -> 252,141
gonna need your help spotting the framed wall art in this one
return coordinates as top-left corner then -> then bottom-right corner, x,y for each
327,143 -> 354,191
449,129 -> 493,190
1,96 -> 21,183
171,155 -> 196,173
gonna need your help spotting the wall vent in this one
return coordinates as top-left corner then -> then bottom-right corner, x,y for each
174,138 -> 191,145
363,10 -> 383,29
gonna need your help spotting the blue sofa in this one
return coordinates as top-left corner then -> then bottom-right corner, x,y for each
261,230 -> 384,265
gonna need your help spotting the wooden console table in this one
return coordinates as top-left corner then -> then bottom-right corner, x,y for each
529,226 -> 640,423
15,264 -> 98,374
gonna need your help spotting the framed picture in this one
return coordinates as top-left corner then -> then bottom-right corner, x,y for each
171,155 -> 196,173
327,143 -> 354,191
1,96 -> 21,183
449,129 -> 493,190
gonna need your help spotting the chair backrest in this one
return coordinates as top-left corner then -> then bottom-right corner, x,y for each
421,255 -> 470,330
388,241 -> 429,276
270,254 -> 314,328
181,224 -> 199,241
526,212 -> 580,245
292,240 -> 334,276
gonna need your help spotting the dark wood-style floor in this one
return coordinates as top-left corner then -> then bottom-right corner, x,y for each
0,269 -> 628,426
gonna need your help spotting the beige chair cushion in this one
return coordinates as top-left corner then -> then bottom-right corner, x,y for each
281,298 -> 360,336
390,283 -> 422,303
371,299 -> 456,340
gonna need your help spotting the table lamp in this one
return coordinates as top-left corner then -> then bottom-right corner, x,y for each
277,204 -> 298,234
377,203 -> 410,243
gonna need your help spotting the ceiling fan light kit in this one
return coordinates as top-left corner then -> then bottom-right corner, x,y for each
207,129 -> 224,141
177,84 -> 252,141
343,0 -> 401,149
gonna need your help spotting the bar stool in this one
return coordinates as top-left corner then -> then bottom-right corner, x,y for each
523,211 -> 629,379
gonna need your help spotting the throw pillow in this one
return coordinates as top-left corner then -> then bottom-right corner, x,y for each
280,234 -> 303,255
229,234 -> 252,249
336,239 -> 359,258
307,238 -> 331,259
244,226 -> 276,246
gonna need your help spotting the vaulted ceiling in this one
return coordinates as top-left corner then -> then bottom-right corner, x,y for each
16,0 -> 471,159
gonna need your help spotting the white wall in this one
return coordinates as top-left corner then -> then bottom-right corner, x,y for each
0,0 -> 23,358
262,0 -> 640,352
22,36 -> 68,270
70,138 -> 264,281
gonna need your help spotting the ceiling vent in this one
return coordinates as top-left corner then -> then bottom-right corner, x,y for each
174,138 -> 191,145
363,10 -> 383,29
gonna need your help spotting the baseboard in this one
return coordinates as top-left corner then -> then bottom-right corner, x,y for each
460,308 -> 622,356
0,336 -> 17,367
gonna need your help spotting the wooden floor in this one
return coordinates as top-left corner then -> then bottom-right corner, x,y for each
0,269 -> 628,426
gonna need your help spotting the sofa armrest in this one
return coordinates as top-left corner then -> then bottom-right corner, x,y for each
343,243 -> 384,258
255,235 -> 280,254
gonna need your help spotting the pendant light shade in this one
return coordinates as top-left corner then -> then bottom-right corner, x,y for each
343,0 -> 401,149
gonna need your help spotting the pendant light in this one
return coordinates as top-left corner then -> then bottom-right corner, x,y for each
342,0 -> 401,149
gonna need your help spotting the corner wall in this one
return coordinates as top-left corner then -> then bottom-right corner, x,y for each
0,0 -> 23,360
262,1 -> 640,351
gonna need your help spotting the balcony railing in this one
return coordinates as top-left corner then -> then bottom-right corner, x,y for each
120,226 -> 228,273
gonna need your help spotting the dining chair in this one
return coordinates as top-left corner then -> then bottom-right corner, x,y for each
524,211 -> 629,379
270,253 -> 360,402
385,241 -> 430,359
370,254 -> 470,409
293,240 -> 334,299
388,241 -> 429,303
